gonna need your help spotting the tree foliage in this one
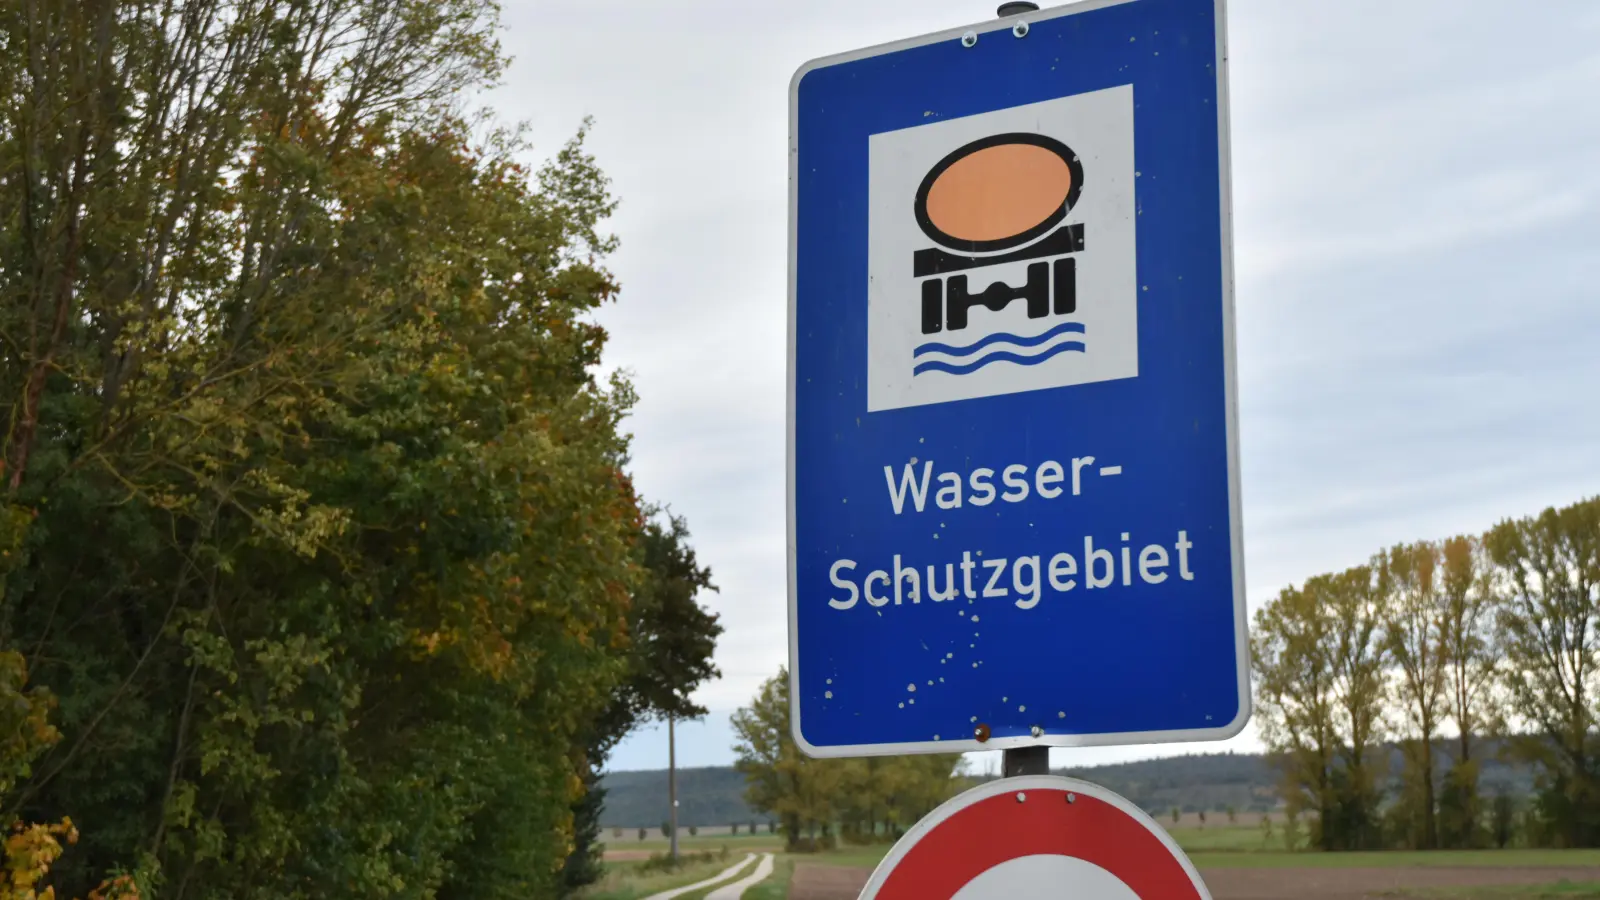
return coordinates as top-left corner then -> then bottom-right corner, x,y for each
1380,542 -> 1448,849
1488,498 -> 1600,846
0,0 -> 705,895
561,512 -> 720,895
1254,496 -> 1600,852
731,668 -> 963,850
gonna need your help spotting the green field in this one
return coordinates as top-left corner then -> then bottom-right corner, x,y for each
1188,849 -> 1600,870
586,830 -> 1600,899
706,829 -> 1600,873
1383,885 -> 1600,898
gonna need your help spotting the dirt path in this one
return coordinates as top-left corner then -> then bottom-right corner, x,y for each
789,862 -> 1600,899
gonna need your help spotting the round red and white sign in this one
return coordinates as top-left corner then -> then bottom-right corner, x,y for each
859,775 -> 1211,899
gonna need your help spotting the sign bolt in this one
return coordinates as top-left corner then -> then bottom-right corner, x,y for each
1012,21 -> 1030,38
1030,725 -> 1043,738
974,723 -> 991,742
1015,792 -> 1027,803
960,30 -> 978,48
1067,793 -> 1077,804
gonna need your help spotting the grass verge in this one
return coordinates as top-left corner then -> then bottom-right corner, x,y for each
580,853 -> 754,900
743,858 -> 794,900
1189,850 -> 1600,870
1378,882 -> 1600,898
759,841 -> 1600,876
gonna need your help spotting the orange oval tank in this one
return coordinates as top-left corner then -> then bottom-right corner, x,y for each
923,143 -> 1075,244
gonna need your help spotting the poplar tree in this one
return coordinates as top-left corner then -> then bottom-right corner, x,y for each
1252,582 -> 1340,850
1327,565 -> 1388,850
1381,541 -> 1448,849
1437,534 -> 1496,848
1487,498 -> 1600,847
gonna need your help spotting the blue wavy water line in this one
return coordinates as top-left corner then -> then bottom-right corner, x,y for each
913,340 -> 1086,376
914,321 -> 1087,358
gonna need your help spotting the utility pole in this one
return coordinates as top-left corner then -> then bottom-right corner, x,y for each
668,716 -> 679,862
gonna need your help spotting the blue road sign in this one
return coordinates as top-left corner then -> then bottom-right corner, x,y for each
787,0 -> 1247,757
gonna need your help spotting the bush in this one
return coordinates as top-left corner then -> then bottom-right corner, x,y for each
637,827 -> 647,841
688,825 -> 698,837
638,847 -> 727,873
1492,794 -> 1518,849
731,823 -> 739,835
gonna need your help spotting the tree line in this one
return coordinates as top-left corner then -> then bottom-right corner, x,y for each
731,668 -> 966,850
0,1 -> 720,897
1253,495 -> 1600,851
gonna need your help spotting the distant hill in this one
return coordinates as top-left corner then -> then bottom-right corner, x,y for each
599,744 -> 1541,828
599,766 -> 761,829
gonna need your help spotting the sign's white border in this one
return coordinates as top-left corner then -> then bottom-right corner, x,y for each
858,775 -> 1213,898
786,0 -> 1248,758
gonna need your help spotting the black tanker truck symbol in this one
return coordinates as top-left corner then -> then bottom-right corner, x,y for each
911,133 -> 1087,376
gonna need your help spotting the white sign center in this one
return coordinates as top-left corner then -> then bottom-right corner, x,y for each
952,855 -> 1140,899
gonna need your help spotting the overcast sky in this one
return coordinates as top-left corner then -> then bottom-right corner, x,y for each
490,1 -> 1600,774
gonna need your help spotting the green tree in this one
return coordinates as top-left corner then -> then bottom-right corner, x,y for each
1253,581 -> 1339,849
562,512 -> 721,895
1438,761 -> 1484,849
1255,566 -> 1387,851
1327,565 -> 1388,850
1437,534 -> 1497,848
1380,542 -> 1448,849
731,671 -> 962,852
1491,794 -> 1517,849
732,668 -> 842,849
0,0 -> 653,895
1283,807 -> 1303,852
1487,498 -> 1600,847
